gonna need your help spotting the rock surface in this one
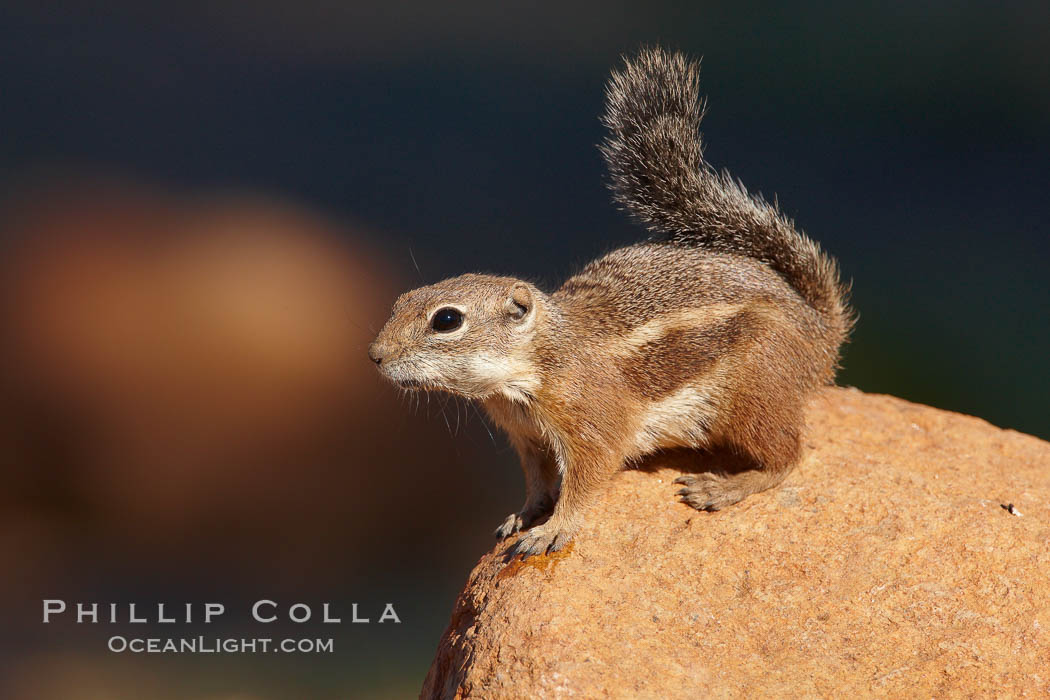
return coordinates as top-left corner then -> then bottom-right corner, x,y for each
421,388 -> 1050,698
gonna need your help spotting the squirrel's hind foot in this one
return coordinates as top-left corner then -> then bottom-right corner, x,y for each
674,467 -> 791,511
674,473 -> 747,511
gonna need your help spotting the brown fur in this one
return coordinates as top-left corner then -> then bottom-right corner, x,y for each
369,49 -> 852,557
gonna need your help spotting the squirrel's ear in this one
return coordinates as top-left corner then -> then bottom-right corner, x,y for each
504,283 -> 532,321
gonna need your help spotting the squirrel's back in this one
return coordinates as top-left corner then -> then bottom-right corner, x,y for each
599,47 -> 852,361
557,242 -> 814,329
553,241 -> 838,389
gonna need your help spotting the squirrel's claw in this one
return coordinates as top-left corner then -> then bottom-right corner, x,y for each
495,513 -> 524,539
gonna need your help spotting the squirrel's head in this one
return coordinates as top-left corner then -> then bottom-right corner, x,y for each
369,274 -> 547,400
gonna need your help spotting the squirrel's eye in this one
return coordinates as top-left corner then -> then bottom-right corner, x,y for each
430,307 -> 464,332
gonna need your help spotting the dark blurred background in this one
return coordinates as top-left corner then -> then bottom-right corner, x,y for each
1,1 -> 1047,698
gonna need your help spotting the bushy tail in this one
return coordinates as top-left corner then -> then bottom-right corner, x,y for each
600,47 -> 851,337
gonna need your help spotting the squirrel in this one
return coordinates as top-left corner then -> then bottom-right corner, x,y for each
369,47 -> 852,558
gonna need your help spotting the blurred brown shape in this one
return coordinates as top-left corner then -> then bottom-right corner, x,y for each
0,177 -> 484,590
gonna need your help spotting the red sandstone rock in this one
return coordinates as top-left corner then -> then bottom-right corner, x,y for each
422,388 -> 1050,698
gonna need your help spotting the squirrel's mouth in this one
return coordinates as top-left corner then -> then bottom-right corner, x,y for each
379,360 -> 464,395
393,377 -> 427,390
383,368 -> 439,392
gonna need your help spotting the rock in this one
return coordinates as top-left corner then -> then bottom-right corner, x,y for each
421,388 -> 1050,698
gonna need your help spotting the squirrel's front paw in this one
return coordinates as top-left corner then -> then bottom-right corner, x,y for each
495,513 -> 525,539
494,500 -> 553,540
509,521 -> 577,559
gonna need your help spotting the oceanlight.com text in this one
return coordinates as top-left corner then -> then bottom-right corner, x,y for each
107,636 -> 335,654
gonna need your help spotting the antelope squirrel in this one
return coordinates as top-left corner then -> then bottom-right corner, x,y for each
369,48 -> 852,557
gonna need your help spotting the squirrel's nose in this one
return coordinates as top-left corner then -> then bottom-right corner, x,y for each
368,341 -> 389,366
